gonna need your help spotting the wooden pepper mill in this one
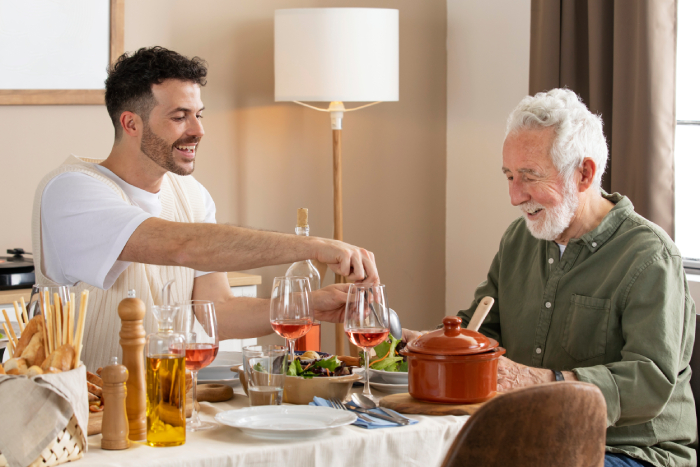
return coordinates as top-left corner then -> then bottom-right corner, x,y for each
118,289 -> 147,441
101,358 -> 130,450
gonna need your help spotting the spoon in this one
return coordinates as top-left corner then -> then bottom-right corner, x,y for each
351,393 -> 411,425
365,289 -> 402,339
466,296 -> 495,332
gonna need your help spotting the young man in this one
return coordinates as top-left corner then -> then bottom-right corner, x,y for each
33,47 -> 379,370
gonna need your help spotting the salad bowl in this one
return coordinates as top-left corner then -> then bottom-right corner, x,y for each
369,368 -> 408,385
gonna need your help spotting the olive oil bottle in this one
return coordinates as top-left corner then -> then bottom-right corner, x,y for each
146,304 -> 186,447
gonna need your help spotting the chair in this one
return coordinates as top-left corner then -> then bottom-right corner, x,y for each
440,381 -> 607,467
690,314 -> 700,435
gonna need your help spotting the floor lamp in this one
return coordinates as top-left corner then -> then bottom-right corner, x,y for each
274,8 -> 399,355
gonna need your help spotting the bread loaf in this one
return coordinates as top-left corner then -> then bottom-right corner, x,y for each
4,358 -> 28,373
26,366 -> 43,377
21,332 -> 46,367
41,344 -> 75,372
14,315 -> 43,357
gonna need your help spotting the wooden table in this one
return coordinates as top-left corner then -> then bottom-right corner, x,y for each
80,385 -> 469,467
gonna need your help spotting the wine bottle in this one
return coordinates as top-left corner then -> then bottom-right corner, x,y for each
286,208 -> 321,352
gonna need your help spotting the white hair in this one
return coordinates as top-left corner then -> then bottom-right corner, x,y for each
505,88 -> 608,187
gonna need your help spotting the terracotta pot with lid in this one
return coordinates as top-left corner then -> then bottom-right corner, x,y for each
400,315 -> 505,404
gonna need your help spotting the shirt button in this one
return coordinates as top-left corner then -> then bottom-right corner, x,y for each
592,242 -> 597,248
548,258 -> 554,264
536,347 -> 542,354
545,301 -> 552,308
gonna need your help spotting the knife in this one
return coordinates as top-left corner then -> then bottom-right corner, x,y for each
345,405 -> 410,425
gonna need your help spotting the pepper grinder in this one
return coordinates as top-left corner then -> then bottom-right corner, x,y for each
101,357 -> 130,450
118,289 -> 147,441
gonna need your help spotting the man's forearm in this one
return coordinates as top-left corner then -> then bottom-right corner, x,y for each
215,296 -> 274,340
121,218 -> 317,271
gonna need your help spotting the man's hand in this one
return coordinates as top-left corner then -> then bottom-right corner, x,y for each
497,356 -> 554,392
311,238 -> 379,284
311,283 -> 352,323
401,329 -> 424,344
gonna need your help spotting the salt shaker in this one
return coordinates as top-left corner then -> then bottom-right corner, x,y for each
101,357 -> 130,450
118,289 -> 147,441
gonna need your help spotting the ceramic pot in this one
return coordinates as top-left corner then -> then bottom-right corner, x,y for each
400,316 -> 505,404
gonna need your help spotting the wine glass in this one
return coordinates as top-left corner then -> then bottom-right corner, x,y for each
344,284 -> 390,402
270,276 -> 313,361
176,300 -> 219,431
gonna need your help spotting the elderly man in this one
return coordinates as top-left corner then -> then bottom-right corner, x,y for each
33,47 -> 378,371
408,89 -> 696,467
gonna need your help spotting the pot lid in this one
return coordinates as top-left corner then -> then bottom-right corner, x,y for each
406,316 -> 499,356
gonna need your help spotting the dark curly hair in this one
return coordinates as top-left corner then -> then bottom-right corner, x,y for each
105,46 -> 208,137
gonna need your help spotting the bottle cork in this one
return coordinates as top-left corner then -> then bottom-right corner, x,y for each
296,208 -> 308,228
101,358 -> 130,450
118,290 -> 147,441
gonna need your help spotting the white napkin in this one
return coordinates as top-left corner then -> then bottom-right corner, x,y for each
0,366 -> 88,467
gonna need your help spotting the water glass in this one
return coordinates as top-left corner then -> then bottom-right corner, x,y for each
242,345 -> 288,406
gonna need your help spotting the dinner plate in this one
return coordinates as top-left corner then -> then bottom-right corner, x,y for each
369,368 -> 408,385
369,380 -> 409,394
215,406 -> 356,439
198,351 -> 242,385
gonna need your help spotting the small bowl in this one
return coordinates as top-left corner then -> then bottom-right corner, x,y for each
369,368 -> 409,385
235,366 -> 362,405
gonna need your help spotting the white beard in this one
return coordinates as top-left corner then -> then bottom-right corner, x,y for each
520,179 -> 580,241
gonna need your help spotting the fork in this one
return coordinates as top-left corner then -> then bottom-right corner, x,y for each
330,398 -> 373,423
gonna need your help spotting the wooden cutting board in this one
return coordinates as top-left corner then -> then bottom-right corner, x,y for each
379,392 -> 500,416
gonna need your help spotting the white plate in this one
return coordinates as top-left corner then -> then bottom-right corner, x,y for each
198,351 -> 242,385
369,380 -> 409,394
215,406 -> 356,439
369,369 -> 408,385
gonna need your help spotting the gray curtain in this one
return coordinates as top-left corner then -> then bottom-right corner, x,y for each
530,0 -> 677,237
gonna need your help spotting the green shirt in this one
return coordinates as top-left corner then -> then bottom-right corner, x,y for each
457,193 -> 696,467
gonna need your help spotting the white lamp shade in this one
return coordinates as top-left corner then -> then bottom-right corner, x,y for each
275,8 -> 399,102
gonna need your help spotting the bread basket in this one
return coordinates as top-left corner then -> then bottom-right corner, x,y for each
0,366 -> 88,467
0,415 -> 84,467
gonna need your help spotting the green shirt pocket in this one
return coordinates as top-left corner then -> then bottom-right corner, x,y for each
562,294 -> 611,362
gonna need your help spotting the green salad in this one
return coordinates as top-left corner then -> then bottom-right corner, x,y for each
287,355 -> 350,379
362,334 -> 408,372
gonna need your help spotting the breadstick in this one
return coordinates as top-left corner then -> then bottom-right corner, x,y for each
68,293 -> 75,346
53,293 -> 63,348
2,322 -> 14,358
12,301 -> 24,335
74,290 -> 89,368
12,302 -> 24,333
39,296 -> 49,357
20,297 -> 28,325
46,305 -> 54,354
1,309 -> 18,346
62,301 -> 69,345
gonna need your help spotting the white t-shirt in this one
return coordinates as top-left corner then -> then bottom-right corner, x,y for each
557,242 -> 566,258
41,163 -> 216,290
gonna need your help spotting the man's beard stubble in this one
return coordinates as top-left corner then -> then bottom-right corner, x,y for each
520,177 -> 580,241
141,123 -> 196,176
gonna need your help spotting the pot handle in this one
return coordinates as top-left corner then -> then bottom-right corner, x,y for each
443,316 -> 462,337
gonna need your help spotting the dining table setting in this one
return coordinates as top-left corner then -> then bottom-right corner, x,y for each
0,277 -> 502,467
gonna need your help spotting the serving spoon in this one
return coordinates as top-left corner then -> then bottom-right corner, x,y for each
351,393 -> 411,424
465,296 -> 495,332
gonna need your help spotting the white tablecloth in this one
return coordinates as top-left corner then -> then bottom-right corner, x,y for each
79,386 -> 469,467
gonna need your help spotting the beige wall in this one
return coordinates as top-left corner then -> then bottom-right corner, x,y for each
445,1 -> 530,317
0,0 -> 447,353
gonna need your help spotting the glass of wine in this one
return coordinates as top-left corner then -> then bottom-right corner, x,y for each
176,300 -> 219,431
344,284 -> 390,402
270,276 -> 313,361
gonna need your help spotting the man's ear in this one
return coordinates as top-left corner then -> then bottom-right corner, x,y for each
119,111 -> 141,138
578,158 -> 597,192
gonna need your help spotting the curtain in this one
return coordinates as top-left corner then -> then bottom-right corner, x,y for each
530,0 -> 677,237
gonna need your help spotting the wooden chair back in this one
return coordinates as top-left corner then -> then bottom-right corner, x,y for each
440,381 -> 607,467
690,314 -> 700,434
